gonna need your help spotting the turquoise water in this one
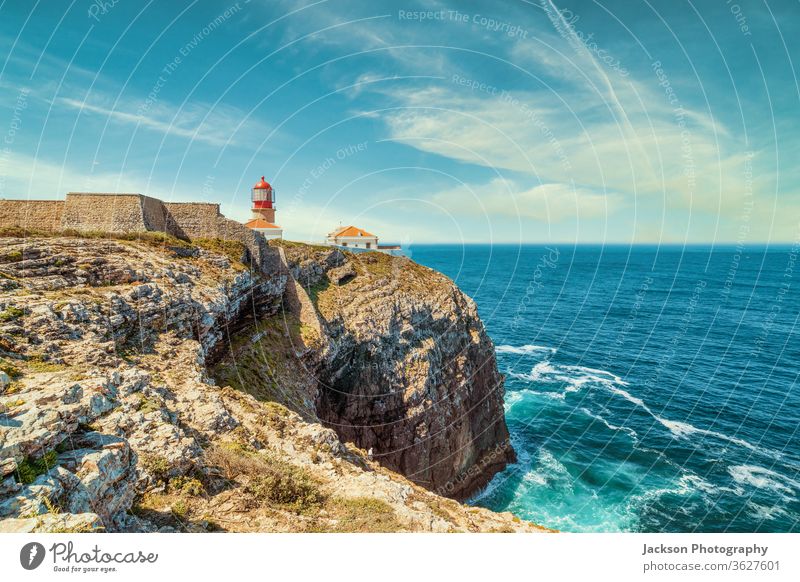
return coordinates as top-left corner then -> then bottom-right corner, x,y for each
408,244 -> 800,532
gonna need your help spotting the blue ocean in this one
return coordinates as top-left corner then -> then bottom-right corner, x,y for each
408,244 -> 800,533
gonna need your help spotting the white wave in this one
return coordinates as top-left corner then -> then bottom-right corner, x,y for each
746,501 -> 789,522
656,417 -> 784,462
569,365 -> 628,385
503,391 -> 524,412
728,465 -> 799,498
508,354 -> 786,464
678,474 -> 723,496
580,407 -> 638,441
520,449 -> 573,492
605,387 -> 784,463
467,433 -> 535,503
512,361 -> 628,400
625,473 -> 722,517
504,383 -> 571,402
608,385 -> 650,411
495,344 -> 556,355
527,361 -> 559,382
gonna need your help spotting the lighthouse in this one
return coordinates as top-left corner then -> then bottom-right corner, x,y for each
244,176 -> 283,239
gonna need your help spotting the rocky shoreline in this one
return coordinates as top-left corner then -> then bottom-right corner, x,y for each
0,233 -> 548,533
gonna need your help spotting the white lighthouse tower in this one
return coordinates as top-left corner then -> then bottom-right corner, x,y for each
244,176 -> 283,239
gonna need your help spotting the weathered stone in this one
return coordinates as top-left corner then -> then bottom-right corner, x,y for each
282,244 -> 514,499
0,236 -> 539,533
0,511 -> 102,533
328,262 -> 357,285
0,457 -> 17,477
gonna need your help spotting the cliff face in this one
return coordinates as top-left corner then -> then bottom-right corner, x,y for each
280,243 -> 514,499
0,235 -> 535,533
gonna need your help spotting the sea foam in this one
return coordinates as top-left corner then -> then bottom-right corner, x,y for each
728,464 -> 799,498
495,344 -> 557,355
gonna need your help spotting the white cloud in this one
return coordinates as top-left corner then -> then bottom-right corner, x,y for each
369,76 -> 762,222
0,151 -> 200,202
56,96 -> 267,148
431,178 -> 619,222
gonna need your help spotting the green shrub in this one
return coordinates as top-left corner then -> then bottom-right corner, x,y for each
26,355 -> 64,373
169,476 -> 205,496
326,497 -> 401,532
0,306 -> 24,322
141,454 -> 171,482
135,394 -> 161,415
192,238 -> 248,266
0,359 -> 22,379
171,499 -> 189,519
206,443 -> 323,512
245,464 -> 323,511
16,450 -> 58,484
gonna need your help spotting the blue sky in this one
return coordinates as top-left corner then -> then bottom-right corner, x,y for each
1,0 -> 798,243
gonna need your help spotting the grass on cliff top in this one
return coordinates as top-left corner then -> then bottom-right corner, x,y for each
0,358 -> 22,379
191,237 -> 248,267
0,227 -> 249,269
311,497 -> 403,533
269,238 -> 331,252
25,354 -> 65,373
0,306 -> 24,321
0,226 -> 189,246
351,250 -> 442,283
308,250 -> 449,319
272,238 -> 450,299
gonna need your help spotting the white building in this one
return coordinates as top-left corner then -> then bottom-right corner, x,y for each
326,225 -> 402,254
244,217 -> 283,240
326,225 -> 378,249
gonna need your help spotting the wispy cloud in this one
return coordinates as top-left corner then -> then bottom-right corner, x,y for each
306,0 -> 773,232
431,178 -> 620,222
367,64 -> 761,221
56,95 -> 267,148
0,151 -> 200,201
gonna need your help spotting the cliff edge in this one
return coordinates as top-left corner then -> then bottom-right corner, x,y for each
0,233 -> 540,533
277,242 -> 515,499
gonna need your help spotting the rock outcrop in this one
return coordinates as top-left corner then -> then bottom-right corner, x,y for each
0,234 -> 541,533
279,243 -> 514,499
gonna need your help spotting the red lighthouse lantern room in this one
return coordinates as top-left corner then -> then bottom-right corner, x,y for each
252,176 -> 274,209
251,176 -> 276,223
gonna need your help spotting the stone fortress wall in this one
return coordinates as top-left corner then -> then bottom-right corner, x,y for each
0,193 -> 275,272
162,202 -> 222,239
60,193 -> 148,232
0,199 -> 65,231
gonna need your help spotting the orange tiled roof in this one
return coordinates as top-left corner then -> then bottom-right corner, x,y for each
330,225 -> 376,238
245,218 -> 281,229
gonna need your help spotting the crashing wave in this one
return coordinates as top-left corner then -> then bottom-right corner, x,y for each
495,344 -> 557,355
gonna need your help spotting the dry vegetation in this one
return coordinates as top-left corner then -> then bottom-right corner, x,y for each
131,437 -> 404,533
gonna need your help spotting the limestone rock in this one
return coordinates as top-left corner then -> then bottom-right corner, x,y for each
281,244 -> 514,499
0,511 -> 102,533
328,262 -> 356,285
0,236 -> 540,533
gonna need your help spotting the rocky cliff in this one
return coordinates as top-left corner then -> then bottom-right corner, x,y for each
0,233 -> 542,533
278,242 -> 515,499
